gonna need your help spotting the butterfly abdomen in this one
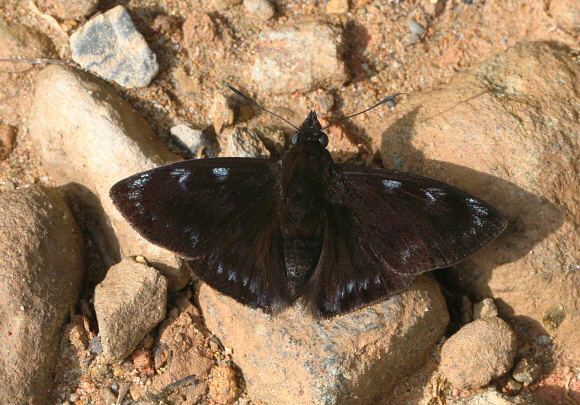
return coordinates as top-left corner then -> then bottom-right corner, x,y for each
279,141 -> 334,299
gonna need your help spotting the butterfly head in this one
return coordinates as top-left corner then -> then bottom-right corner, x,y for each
291,112 -> 329,147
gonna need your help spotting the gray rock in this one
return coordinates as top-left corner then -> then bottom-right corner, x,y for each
170,125 -> 218,158
94,258 -> 167,361
26,64 -> 188,290
408,19 -> 426,36
70,5 -> 158,88
251,22 -> 349,94
224,127 -> 269,157
0,185 -> 84,405
440,317 -> 517,389
199,275 -> 449,405
449,390 -> 547,405
244,0 -> 275,21
473,298 -> 498,319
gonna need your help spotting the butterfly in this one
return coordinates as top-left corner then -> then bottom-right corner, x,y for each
110,89 -> 507,319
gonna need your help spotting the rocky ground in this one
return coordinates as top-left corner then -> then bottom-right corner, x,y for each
1,0 -> 580,405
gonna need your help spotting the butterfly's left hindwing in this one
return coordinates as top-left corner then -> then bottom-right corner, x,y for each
110,158 -> 291,314
302,164 -> 507,318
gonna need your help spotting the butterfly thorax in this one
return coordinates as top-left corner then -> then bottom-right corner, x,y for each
279,126 -> 334,299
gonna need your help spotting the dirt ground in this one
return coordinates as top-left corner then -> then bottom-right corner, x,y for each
1,0 -> 579,404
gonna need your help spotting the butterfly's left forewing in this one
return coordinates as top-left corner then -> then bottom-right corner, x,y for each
110,158 -> 291,314
302,164 -> 507,318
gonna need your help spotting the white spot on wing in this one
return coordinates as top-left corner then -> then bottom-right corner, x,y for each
423,188 -> 446,205
400,248 -> 411,263
217,263 -> 224,274
347,280 -> 355,293
468,198 -> 489,216
213,167 -> 229,181
382,179 -> 401,190
228,269 -> 237,281
128,189 -> 141,199
130,173 -> 151,189
171,168 -> 191,190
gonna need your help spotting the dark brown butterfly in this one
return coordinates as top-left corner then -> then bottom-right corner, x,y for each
110,90 -> 506,319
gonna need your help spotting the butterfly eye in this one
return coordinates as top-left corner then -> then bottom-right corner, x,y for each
291,132 -> 299,145
319,132 -> 328,147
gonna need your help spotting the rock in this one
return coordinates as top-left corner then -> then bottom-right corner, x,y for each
41,0 -> 99,20
326,0 -> 349,14
512,357 -> 541,383
244,0 -> 275,21
214,0 -> 242,11
251,22 -> 349,94
27,64 -> 188,290
0,17 -> 56,72
379,42 -> 580,364
172,66 -> 201,96
449,390 -> 547,405
94,258 -> 167,361
0,185 -> 84,405
70,5 -> 158,88
309,90 -> 335,113
181,11 -> 233,58
209,365 -> 239,404
253,126 -> 286,154
408,19 -> 426,36
224,127 -> 269,157
170,125 -> 219,158
401,33 -> 421,47
212,92 -> 236,134
473,298 -> 498,320
182,11 -> 216,46
199,275 -> 449,405
0,124 -> 16,160
440,317 -> 517,389
550,0 -> 580,31
151,299 -> 214,403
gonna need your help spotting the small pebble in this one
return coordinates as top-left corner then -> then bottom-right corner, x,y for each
473,298 -> 498,320
408,19 -> 426,36
244,0 -> 275,21
537,335 -> 551,345
512,357 -> 541,383
4,179 -> 16,190
326,0 -> 349,14
505,378 -> 522,392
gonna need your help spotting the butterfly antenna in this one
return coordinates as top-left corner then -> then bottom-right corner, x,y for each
321,92 -> 407,131
225,85 -> 299,130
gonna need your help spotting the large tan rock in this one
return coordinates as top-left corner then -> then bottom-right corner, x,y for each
0,186 -> 84,405
379,42 -> 580,364
200,275 -> 449,405
27,64 -> 189,290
